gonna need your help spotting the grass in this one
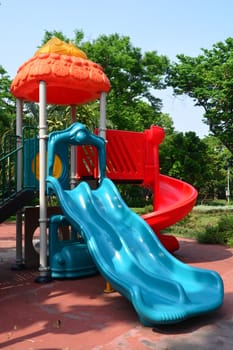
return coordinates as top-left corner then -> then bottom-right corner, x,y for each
134,204 -> 233,248
162,210 -> 219,240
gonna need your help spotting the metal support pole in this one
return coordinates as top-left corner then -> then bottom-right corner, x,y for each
35,80 -> 51,283
14,211 -> 24,268
226,163 -> 230,203
16,99 -> 23,192
12,99 -> 24,269
70,105 -> 77,188
99,92 -> 107,140
98,92 -> 107,182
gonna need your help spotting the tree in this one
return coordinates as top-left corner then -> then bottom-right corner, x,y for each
159,131 -> 209,193
167,37 -> 233,153
40,30 -> 171,132
202,135 -> 232,200
82,32 -> 170,131
0,65 -> 15,151
159,130 -> 233,201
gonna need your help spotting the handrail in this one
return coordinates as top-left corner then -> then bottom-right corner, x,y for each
0,126 -> 38,206
0,135 -> 18,204
0,144 -> 22,162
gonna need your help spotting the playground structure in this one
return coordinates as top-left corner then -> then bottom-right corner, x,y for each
0,37 -> 224,325
46,122 -> 224,325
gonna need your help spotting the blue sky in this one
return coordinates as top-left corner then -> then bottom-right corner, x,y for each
1,0 -> 233,137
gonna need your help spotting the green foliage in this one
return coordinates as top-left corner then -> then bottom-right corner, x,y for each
0,65 -> 15,150
201,135 -> 232,200
118,184 -> 152,208
159,131 -> 209,190
197,215 -> 233,246
195,204 -> 233,212
132,204 -> 153,215
163,204 -> 233,247
39,30 -> 78,46
81,32 -> 170,131
167,37 -> 233,154
35,30 -> 171,132
159,123 -> 233,201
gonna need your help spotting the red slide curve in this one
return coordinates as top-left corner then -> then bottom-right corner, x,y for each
142,174 -> 198,251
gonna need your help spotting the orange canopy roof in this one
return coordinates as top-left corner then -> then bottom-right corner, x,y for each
10,38 -> 111,105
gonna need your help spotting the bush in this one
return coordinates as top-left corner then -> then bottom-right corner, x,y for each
197,215 -> 233,246
118,184 -> 152,208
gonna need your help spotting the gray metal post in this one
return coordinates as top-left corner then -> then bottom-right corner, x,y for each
35,80 -> 51,282
70,105 -> 77,188
99,92 -> 107,139
13,99 -> 24,269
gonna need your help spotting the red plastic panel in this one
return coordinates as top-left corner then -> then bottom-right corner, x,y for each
76,129 -> 146,181
76,145 -> 97,178
76,127 -> 165,183
105,129 -> 145,181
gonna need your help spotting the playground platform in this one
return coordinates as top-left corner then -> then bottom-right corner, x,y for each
0,222 -> 233,350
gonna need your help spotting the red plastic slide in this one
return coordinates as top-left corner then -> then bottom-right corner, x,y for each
142,174 -> 197,251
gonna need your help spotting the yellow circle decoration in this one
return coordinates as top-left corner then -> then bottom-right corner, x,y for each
32,153 -> 63,180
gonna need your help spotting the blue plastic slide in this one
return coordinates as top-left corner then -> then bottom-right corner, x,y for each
46,175 -> 224,326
